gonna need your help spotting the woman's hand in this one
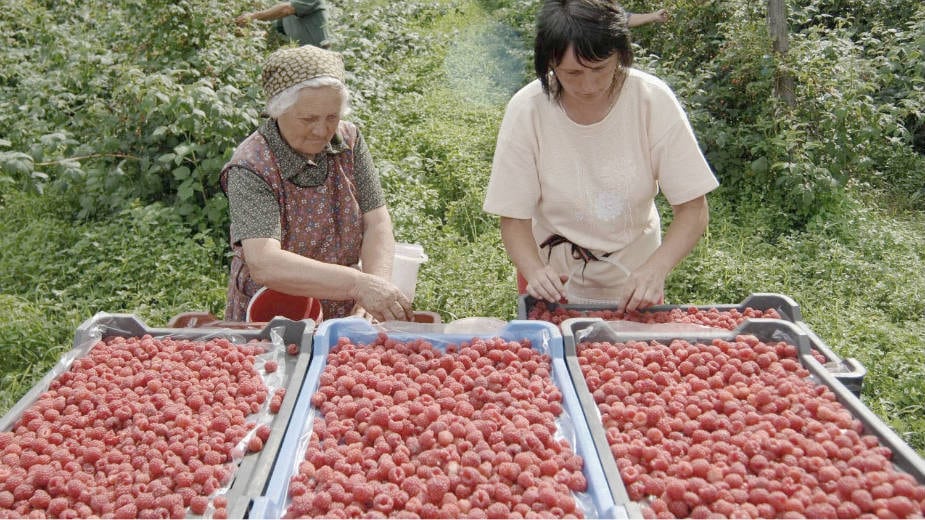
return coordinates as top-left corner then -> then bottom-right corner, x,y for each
619,196 -> 710,311
524,266 -> 568,303
351,273 -> 413,322
617,266 -> 666,312
234,13 -> 253,26
499,217 -> 568,303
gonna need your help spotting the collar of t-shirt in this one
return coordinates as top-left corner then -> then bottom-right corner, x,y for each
258,119 -> 349,187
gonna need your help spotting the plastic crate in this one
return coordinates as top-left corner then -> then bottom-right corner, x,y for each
564,316 -> 865,397
248,317 -> 625,519
560,317 -> 925,515
0,312 -> 314,520
518,292 -> 805,323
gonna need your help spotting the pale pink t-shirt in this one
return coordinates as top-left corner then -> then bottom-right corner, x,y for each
483,68 -> 718,301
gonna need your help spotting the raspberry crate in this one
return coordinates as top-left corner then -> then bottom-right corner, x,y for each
561,317 -> 925,518
0,312 -> 314,519
519,292 -> 866,396
248,317 -> 625,519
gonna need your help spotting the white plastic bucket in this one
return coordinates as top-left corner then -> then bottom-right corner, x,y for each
391,243 -> 428,303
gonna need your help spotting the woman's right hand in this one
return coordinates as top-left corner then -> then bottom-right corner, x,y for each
351,273 -> 413,322
524,266 -> 568,303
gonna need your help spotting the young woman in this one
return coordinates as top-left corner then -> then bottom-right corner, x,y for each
483,0 -> 718,311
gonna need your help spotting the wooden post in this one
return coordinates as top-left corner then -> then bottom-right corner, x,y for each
768,0 -> 795,106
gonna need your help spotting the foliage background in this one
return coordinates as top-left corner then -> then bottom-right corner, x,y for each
1,0 -> 924,456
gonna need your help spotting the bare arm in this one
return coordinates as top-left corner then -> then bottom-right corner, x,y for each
500,217 -> 567,303
627,8 -> 670,28
351,206 -> 411,320
235,2 -> 296,26
620,195 -> 710,311
242,237 -> 363,300
241,230 -> 410,321
358,206 -> 395,280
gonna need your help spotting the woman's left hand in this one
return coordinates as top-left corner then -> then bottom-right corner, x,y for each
618,267 -> 666,312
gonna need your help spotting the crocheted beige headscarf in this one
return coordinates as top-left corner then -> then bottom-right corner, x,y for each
262,45 -> 346,101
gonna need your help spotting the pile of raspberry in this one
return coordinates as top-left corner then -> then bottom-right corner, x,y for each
578,335 -> 925,518
285,334 -> 589,518
0,335 -> 287,519
528,301 -> 782,328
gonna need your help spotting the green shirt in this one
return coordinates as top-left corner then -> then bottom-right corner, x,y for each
276,0 -> 329,47
225,119 -> 385,245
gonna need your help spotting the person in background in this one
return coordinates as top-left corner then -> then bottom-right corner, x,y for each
626,7 -> 670,27
235,0 -> 330,48
483,0 -> 717,312
221,45 -> 412,322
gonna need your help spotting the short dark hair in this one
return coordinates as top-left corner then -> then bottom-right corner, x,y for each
534,0 -> 634,99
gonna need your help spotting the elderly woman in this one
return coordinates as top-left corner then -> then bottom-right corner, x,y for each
221,45 -> 412,322
484,0 -> 718,311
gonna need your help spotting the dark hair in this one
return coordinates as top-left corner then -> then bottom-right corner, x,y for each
534,0 -> 634,99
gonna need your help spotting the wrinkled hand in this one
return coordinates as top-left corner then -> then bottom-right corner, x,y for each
617,266 -> 666,312
351,273 -> 413,322
350,304 -> 374,322
234,13 -> 252,27
525,266 -> 568,303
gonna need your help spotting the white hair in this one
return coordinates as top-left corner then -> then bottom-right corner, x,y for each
266,77 -> 351,119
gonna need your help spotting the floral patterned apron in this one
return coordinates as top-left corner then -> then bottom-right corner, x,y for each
220,121 -> 362,321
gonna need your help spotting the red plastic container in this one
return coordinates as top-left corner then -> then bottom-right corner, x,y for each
246,288 -> 323,323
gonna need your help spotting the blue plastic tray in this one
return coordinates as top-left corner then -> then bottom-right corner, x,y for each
248,317 -> 624,519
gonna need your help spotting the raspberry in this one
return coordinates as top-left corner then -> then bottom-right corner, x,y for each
372,493 -> 393,513
47,496 -> 70,517
186,495 -> 207,515
247,435 -> 264,452
486,502 -> 510,519
264,360 -> 278,373
114,503 -> 138,518
193,466 -> 212,485
203,450 -> 225,465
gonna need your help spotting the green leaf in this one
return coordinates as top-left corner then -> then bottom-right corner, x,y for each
0,152 -> 35,175
173,144 -> 192,159
750,156 -> 769,174
172,166 -> 191,180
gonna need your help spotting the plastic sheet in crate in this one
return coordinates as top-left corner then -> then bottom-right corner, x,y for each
0,312 -> 314,519
561,317 -> 925,518
249,317 -> 623,519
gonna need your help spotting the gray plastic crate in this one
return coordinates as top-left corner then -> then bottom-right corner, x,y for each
521,292 -> 865,392
0,312 -> 314,519
519,292 -> 867,395
518,292 -> 805,324
561,317 -> 925,517
248,317 -> 625,519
